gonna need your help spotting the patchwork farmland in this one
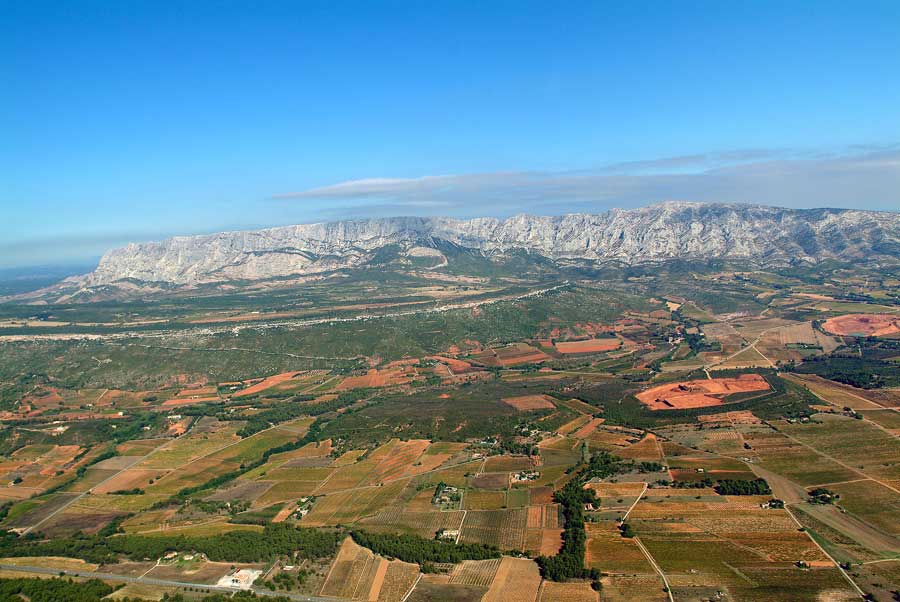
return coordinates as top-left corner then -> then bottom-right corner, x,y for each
3,265 -> 900,601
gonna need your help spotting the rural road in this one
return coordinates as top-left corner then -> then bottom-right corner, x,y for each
0,562 -> 345,601
633,536 -> 675,602
0,281 -> 570,343
704,323 -> 778,371
770,426 -> 900,496
783,373 -> 900,422
680,434 -> 871,597
20,440 -> 175,536
19,410 -> 237,536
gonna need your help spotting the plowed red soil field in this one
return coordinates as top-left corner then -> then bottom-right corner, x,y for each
233,372 -> 301,397
554,338 -> 621,354
502,395 -> 556,411
636,374 -> 770,410
822,313 -> 900,337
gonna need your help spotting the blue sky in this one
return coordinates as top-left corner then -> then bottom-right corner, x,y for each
2,1 -> 900,268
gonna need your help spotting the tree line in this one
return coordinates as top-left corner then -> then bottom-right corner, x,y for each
713,478 -> 771,496
156,401 -> 348,506
350,530 -> 500,567
536,451 -> 626,585
0,577 -> 113,602
0,579 -> 297,602
232,392 -> 361,437
0,523 -> 340,565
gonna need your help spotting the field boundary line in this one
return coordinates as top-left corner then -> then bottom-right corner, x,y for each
771,426 -> 900,496
705,322 -> 785,371
311,466 -> 339,495
633,536 -> 674,602
653,433 -> 666,460
400,573 -> 421,602
721,561 -> 755,584
349,553 -> 372,599
456,508 -> 468,544
137,559 -> 160,578
132,516 -> 236,535
784,373 -> 900,414
621,482 -> 647,521
783,505 -> 866,597
782,374 -> 900,438
21,435 -> 178,535
809,478 -> 871,488
152,417 -> 301,479
318,541 -> 342,596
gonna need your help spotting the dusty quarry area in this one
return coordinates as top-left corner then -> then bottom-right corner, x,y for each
821,313 -> 900,337
636,374 -> 770,410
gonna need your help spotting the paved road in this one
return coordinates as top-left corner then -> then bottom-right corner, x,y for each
0,562 -> 345,601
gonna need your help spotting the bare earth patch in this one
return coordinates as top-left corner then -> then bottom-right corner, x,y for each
636,374 -> 770,411
554,338 -> 621,354
502,394 -> 556,411
821,313 -> 900,337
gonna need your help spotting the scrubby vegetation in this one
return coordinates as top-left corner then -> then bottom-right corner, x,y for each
230,391 -> 364,437
0,577 -> 113,602
0,263 -> 897,602
793,352 -> 900,389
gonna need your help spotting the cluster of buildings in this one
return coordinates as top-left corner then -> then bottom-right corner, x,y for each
217,568 -> 263,590
512,470 -> 539,482
294,496 -> 315,519
432,484 -> 461,507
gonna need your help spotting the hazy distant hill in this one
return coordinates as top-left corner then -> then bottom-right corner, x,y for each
31,202 -> 900,300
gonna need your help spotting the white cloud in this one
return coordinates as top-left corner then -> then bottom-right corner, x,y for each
273,146 -> 900,217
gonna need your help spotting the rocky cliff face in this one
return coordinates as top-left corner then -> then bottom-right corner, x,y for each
76,202 -> 900,287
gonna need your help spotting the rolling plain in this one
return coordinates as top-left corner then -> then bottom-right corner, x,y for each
0,259 -> 899,601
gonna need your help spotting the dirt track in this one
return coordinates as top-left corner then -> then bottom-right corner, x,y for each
793,502 -> 900,555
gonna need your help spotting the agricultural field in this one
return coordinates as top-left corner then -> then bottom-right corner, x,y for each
743,429 -> 859,486
480,557 -> 542,602
471,343 -> 551,367
501,394 -> 556,411
0,267 -> 899,600
553,337 -> 622,354
460,508 -> 529,550
320,537 -> 420,601
775,413 -> 900,481
630,492 -> 859,601
586,522 -> 656,574
784,373 -> 900,410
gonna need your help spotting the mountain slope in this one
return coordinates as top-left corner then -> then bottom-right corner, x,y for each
54,202 -> 900,293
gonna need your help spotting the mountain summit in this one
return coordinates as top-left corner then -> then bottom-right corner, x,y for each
49,202 -> 900,297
